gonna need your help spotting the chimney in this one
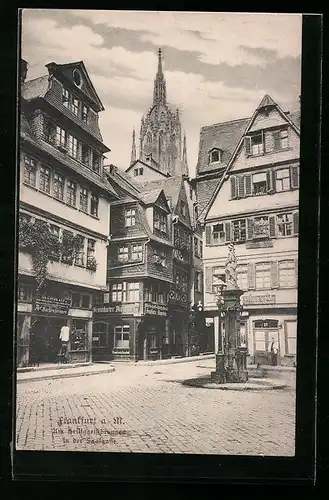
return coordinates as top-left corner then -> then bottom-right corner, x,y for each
20,59 -> 28,84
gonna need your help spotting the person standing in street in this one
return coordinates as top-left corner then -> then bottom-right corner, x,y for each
269,337 -> 278,366
59,324 -> 70,361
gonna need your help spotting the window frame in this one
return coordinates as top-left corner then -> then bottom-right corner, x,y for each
53,171 -> 65,201
276,213 -> 293,237
255,262 -> 271,290
80,187 -> 89,213
275,167 -> 291,192
278,260 -> 296,288
66,180 -> 77,206
232,219 -> 247,243
24,156 -> 37,187
125,208 -> 136,227
90,193 -> 99,217
39,166 -> 51,194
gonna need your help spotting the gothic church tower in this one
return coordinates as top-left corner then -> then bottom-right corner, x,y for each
135,49 -> 188,177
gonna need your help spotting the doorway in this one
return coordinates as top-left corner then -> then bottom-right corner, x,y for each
30,316 -> 67,364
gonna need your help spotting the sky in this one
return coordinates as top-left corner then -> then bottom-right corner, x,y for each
21,10 -> 302,177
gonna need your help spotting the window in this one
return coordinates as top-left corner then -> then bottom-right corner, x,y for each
125,208 -> 136,227
275,168 -> 290,192
111,283 -> 123,302
255,262 -> 271,289
237,265 -> 248,291
82,105 -> 89,123
18,284 -> 32,302
127,282 -> 139,302
252,172 -> 267,196
195,271 -> 201,292
56,126 -> 66,149
71,319 -> 87,351
80,187 -> 89,212
92,151 -> 100,174
199,240 -> 203,258
53,172 -> 64,201
154,211 -> 167,232
24,157 -> 37,187
87,239 -> 95,267
175,270 -> 188,292
285,321 -> 297,355
279,129 -> 289,149
81,294 -> 91,309
134,167 -> 143,176
254,330 -> 266,352
232,219 -> 246,242
92,322 -> 108,348
70,293 -> 91,309
62,88 -> 69,107
277,213 -> 293,237
39,166 -> 51,193
71,293 -> 81,308
180,201 -> 187,217
131,244 -> 143,261
49,224 -> 60,260
279,260 -> 296,288
61,230 -> 74,264
248,132 -> 264,155
67,180 -> 77,206
209,149 -> 220,163
253,216 -> 269,238
212,223 -> 225,244
114,324 -> 130,349
153,248 -> 166,267
68,134 -> 78,159
93,293 -> 104,306
81,144 -> 89,165
90,194 -> 99,217
194,237 -> 199,257
71,97 -> 79,116
74,235 -> 85,266
118,246 -> 129,263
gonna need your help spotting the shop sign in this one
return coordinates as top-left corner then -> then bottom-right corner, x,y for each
93,303 -> 122,314
144,302 -> 168,316
33,295 -> 70,315
246,240 -> 273,249
242,294 -> 276,305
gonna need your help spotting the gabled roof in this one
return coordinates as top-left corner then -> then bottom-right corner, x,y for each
196,117 -> 250,176
257,94 -> 276,109
126,159 -> 169,178
105,165 -> 140,201
202,94 -> 301,221
137,176 -> 183,212
22,75 -> 50,101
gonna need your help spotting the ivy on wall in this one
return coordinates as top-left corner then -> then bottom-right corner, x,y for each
19,218 -> 84,290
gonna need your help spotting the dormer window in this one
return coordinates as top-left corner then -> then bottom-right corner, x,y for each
71,97 -> 80,116
209,148 -> 221,164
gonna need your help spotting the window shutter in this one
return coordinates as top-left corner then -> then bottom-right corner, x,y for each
230,176 -> 237,199
247,262 -> 256,290
205,267 -> 214,293
225,222 -> 231,242
247,218 -> 254,240
205,225 -> 211,246
270,261 -> 279,288
245,136 -> 251,156
266,168 -> 274,193
245,174 -> 252,196
290,165 -> 299,189
273,130 -> 281,151
238,176 -> 245,198
293,212 -> 299,234
264,130 -> 274,153
272,169 -> 277,193
269,215 -> 276,238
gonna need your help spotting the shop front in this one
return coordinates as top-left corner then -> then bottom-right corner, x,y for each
138,301 -> 169,361
17,288 -> 93,367
168,303 -> 189,358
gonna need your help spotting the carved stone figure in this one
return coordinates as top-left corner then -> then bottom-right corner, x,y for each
225,243 -> 238,287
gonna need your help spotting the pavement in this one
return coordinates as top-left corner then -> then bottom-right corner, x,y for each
15,357 -> 296,456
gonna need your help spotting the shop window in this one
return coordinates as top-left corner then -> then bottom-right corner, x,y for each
66,180 -> 77,206
125,208 -> 136,227
255,262 -> 271,290
18,284 -> 32,302
71,319 -> 88,351
131,244 -> 143,261
275,168 -> 290,192
80,187 -> 89,212
92,322 -> 108,348
24,156 -> 37,187
114,324 -> 130,349
53,172 -> 64,201
39,166 -> 51,194
277,213 -> 293,237
279,260 -> 296,288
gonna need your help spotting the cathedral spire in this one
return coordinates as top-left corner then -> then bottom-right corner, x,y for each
130,128 -> 136,165
181,132 -> 189,177
153,48 -> 166,105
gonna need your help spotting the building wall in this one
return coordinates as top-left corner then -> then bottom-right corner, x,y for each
129,163 -> 168,184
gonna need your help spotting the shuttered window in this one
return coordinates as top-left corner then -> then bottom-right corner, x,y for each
238,176 -> 245,197
255,262 -> 271,289
293,212 -> 299,234
270,261 -> 279,288
205,267 -> 214,293
230,176 -> 238,199
279,260 -> 296,288
290,165 -> 300,189
247,262 -> 256,289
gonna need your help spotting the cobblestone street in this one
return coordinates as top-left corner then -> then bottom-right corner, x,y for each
15,359 -> 296,456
